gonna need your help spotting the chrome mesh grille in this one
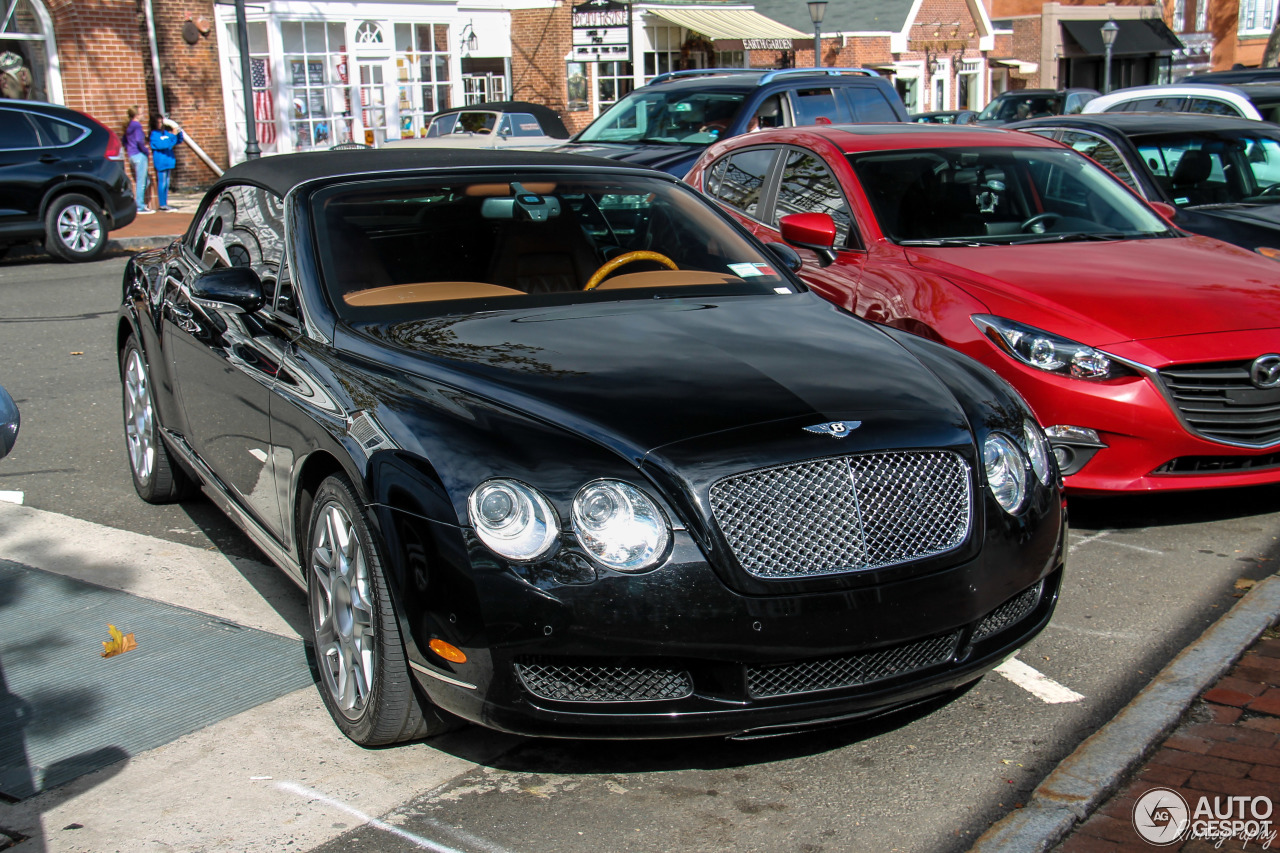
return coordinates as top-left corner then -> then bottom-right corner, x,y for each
747,632 -> 962,699
973,581 -> 1044,641
1158,361 -> 1280,446
514,658 -> 693,703
709,451 -> 971,578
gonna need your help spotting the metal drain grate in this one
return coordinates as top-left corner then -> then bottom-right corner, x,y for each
746,632 -> 962,699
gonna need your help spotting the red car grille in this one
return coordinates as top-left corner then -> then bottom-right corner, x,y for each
1158,361 -> 1280,447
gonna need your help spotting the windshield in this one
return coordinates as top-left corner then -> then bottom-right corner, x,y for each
978,94 -> 1063,123
312,171 -> 793,320
576,88 -> 747,145
1136,130 -> 1280,205
848,146 -> 1172,244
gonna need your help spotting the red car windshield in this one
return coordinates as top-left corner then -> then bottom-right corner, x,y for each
848,146 -> 1172,245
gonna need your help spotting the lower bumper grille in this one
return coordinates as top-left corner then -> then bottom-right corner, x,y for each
515,658 -> 694,703
746,631 -> 962,699
1152,452 -> 1280,474
973,581 -> 1043,641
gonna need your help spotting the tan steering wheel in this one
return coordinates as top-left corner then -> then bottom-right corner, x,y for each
583,250 -> 679,290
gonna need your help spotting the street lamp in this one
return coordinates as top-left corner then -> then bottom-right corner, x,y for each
1101,18 -> 1120,94
807,1 -> 827,68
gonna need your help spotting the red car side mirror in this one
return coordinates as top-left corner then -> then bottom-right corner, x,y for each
779,212 -> 838,267
1148,201 -> 1178,222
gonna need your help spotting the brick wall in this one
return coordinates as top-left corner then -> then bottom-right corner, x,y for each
150,0 -> 227,190
1011,17 -> 1044,87
512,3 -> 593,134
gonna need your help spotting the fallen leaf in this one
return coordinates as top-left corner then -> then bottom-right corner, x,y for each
100,623 -> 138,658
1235,578 -> 1257,591
70,351 -> 83,356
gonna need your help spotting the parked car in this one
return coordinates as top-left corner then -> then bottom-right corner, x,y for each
117,148 -> 1064,743
382,101 -> 570,150
1182,68 -> 1280,85
1008,112 -> 1280,258
1083,83 -> 1280,123
552,67 -> 908,176
0,385 -> 16,459
687,123 -> 1280,494
0,100 -> 136,261
911,110 -> 979,125
974,88 -> 1098,125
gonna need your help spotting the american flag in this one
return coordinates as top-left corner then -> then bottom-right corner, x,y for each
251,57 -> 276,145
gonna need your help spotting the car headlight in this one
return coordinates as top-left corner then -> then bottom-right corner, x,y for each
468,479 -> 559,562
984,433 -> 1030,514
973,315 -> 1133,381
1022,419 -> 1051,484
572,480 -> 670,572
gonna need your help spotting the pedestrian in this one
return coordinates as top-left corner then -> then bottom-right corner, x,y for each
149,116 -> 183,212
123,106 -> 153,214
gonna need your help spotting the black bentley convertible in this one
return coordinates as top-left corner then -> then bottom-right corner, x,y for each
117,149 -> 1065,744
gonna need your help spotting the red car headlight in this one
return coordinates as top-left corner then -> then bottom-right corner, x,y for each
972,315 -> 1138,381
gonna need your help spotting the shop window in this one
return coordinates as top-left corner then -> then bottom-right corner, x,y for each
395,23 -> 451,138
643,26 -> 682,81
227,20 -> 278,156
282,21 -> 353,152
598,61 -> 634,110
0,0 -> 52,102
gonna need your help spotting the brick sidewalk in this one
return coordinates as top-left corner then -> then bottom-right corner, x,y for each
1057,625 -> 1280,853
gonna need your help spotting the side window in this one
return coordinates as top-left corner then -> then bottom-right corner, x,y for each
774,149 -> 853,247
275,257 -> 298,320
788,87 -> 853,125
1064,92 -> 1095,114
191,191 -> 235,271
705,147 -> 777,219
747,94 -> 786,131
1058,130 -> 1140,191
1186,97 -> 1243,117
844,86 -> 901,122
189,185 -> 286,292
505,113 -> 544,137
0,110 -> 40,149
28,114 -> 84,146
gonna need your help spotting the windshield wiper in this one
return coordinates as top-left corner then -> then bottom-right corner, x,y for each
1009,231 -> 1134,245
899,238 -> 1000,247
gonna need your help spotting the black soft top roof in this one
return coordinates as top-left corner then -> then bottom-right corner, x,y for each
431,100 -> 570,138
213,148 -> 633,198
1010,112 -> 1280,136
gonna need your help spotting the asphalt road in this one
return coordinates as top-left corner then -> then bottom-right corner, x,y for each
1,254 -> 1277,853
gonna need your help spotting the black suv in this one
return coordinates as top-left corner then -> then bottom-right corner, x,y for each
0,100 -> 136,262
975,88 -> 1099,125
554,67 -> 909,177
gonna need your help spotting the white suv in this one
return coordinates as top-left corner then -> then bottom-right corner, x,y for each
1083,83 -> 1280,123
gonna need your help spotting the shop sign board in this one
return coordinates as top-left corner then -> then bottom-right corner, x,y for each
572,0 -> 631,61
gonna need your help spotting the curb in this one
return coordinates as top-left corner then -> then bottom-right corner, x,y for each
968,572 -> 1280,853
8,234 -> 181,262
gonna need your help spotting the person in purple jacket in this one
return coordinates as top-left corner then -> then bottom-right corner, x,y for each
123,106 -> 152,214
149,116 -> 183,212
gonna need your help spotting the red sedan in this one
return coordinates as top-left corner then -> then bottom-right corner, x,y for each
687,124 -> 1280,494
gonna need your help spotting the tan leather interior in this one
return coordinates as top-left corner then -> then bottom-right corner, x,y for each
344,282 -> 524,306
463,182 -> 557,197
592,271 -> 744,290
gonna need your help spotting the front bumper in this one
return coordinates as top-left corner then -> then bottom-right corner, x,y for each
393,495 -> 1065,738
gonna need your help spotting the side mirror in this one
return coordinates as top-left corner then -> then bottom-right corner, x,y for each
779,212 -> 838,267
191,266 -> 265,313
763,242 -> 803,273
0,385 -> 19,460
1148,201 -> 1178,222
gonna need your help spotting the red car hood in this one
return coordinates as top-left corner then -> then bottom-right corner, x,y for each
905,235 -> 1280,347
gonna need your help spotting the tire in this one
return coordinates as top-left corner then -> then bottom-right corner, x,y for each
120,336 -> 195,503
44,193 -> 107,262
306,474 -> 458,745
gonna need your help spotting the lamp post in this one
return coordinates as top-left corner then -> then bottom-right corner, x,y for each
807,1 -> 827,68
1101,18 -> 1119,94
234,0 -> 260,159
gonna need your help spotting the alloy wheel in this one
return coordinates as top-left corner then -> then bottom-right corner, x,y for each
56,203 -> 101,255
311,500 -> 376,718
123,349 -> 154,484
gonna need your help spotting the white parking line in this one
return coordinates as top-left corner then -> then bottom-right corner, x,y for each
1068,529 -> 1162,556
0,490 -> 23,504
277,781 -> 499,853
995,656 -> 1085,704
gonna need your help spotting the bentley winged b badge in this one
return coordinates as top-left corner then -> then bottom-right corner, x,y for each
804,421 -> 861,438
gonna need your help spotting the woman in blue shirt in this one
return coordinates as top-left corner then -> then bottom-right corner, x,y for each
149,117 -> 183,212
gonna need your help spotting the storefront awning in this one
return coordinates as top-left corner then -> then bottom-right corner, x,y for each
1061,19 -> 1184,56
646,8 -> 807,42
992,58 -> 1039,73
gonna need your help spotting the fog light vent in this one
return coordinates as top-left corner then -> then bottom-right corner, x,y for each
746,631 -> 961,699
973,580 -> 1044,641
514,658 -> 693,703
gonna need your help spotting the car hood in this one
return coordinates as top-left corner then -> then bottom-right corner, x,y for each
904,235 -> 1280,346
1189,202 -> 1280,230
347,295 -> 971,462
547,141 -> 701,176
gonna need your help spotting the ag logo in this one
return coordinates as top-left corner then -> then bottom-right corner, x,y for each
1251,354 -> 1280,389
1132,787 -> 1190,846
804,421 -> 861,439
